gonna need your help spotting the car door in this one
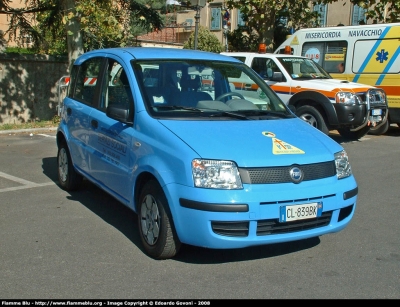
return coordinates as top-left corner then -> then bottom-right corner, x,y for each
87,56 -> 134,201
65,56 -> 104,175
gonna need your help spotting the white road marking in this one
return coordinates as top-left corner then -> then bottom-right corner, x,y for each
0,171 -> 56,192
37,134 -> 56,138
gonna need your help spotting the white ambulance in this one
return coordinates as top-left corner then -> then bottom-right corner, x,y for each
275,22 -> 400,135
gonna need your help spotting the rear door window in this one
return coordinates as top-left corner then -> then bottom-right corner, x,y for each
302,41 -> 348,73
72,57 -> 104,106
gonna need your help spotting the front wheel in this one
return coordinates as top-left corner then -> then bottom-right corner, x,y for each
295,105 -> 329,135
138,180 -> 181,260
337,125 -> 370,140
368,119 -> 389,135
57,142 -> 83,191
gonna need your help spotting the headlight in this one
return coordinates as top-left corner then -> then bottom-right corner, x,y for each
192,159 -> 243,189
335,150 -> 352,179
336,92 -> 362,105
368,89 -> 386,105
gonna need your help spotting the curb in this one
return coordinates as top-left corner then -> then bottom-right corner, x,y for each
0,127 -> 58,135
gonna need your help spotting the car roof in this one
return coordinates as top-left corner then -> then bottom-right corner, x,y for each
74,47 -> 242,65
220,52 -> 308,59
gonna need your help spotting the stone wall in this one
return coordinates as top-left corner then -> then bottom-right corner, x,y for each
0,53 -> 69,124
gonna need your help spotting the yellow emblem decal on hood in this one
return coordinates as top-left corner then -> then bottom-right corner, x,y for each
272,138 -> 305,155
262,131 -> 275,137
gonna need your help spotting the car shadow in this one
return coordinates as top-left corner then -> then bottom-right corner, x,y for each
41,157 -> 321,263
175,237 -> 320,264
383,124 -> 400,137
329,125 -> 400,144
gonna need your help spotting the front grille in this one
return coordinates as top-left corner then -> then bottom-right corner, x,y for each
210,212 -> 332,237
257,211 -> 332,236
239,161 -> 335,184
338,205 -> 354,222
211,221 -> 249,237
357,89 -> 386,105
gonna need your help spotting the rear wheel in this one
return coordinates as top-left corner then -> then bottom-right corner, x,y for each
138,180 -> 181,260
296,105 -> 329,135
57,142 -> 83,191
368,119 -> 389,135
337,125 -> 370,140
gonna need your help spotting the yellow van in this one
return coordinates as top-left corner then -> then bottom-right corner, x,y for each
275,23 -> 400,134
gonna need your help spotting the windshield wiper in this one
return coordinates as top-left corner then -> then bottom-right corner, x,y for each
293,76 -> 313,80
294,75 -> 329,80
313,76 -> 330,79
238,110 -> 292,118
154,105 -> 203,112
209,111 -> 250,120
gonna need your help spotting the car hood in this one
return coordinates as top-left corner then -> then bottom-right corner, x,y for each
296,78 -> 373,93
159,118 -> 342,167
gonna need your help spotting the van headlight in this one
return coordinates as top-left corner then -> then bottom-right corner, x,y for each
335,150 -> 352,179
336,92 -> 363,105
192,159 -> 243,189
368,89 -> 386,105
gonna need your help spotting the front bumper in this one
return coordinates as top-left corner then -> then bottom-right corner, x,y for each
165,175 -> 358,249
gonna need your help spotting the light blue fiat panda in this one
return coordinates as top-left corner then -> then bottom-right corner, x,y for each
56,47 -> 358,259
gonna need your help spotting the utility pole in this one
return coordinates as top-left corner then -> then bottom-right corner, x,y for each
190,0 -> 207,50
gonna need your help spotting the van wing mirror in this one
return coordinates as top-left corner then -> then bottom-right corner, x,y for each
271,72 -> 284,82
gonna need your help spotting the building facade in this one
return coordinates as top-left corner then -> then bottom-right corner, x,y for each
0,1 -> 388,49
138,0 -> 382,49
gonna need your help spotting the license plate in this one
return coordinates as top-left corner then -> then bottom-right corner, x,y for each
280,202 -> 323,222
371,109 -> 382,116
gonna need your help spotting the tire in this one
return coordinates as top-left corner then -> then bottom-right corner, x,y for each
337,125 -> 370,140
138,180 -> 181,259
295,105 -> 329,135
57,142 -> 83,191
368,119 -> 389,135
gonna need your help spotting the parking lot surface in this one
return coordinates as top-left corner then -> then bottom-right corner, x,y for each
1,126 -> 399,299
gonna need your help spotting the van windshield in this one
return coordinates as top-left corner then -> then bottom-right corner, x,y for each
132,59 -> 293,120
277,57 -> 331,80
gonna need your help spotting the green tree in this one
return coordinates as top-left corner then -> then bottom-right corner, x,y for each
349,0 -> 400,23
210,0 -> 321,52
226,26 -> 259,52
0,0 -> 164,69
183,25 -> 223,52
211,1 -> 399,52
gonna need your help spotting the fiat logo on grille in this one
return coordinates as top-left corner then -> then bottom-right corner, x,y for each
289,166 -> 303,183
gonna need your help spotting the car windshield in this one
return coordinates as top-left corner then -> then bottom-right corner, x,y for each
277,57 -> 331,80
132,59 -> 292,120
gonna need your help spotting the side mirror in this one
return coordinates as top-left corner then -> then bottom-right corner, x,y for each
271,72 -> 284,82
106,104 -> 132,124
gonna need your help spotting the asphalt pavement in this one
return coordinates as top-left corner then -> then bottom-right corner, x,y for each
1,124 -> 400,299
0,127 -> 58,135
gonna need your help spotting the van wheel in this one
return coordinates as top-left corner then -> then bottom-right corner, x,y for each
368,119 -> 389,135
57,142 -> 83,191
138,180 -> 181,260
296,105 -> 329,135
337,126 -> 370,140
